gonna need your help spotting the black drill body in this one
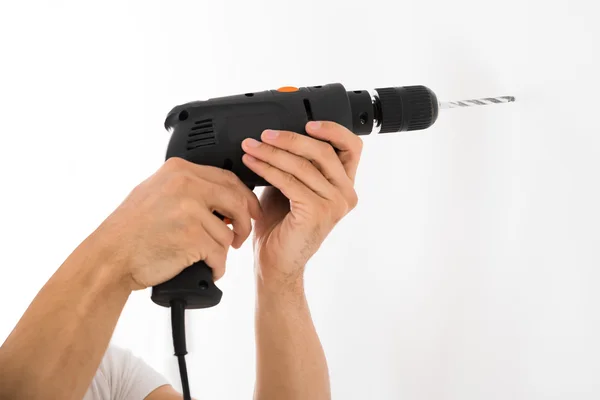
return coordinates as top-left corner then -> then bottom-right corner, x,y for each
163,83 -> 374,188
151,83 -> 438,310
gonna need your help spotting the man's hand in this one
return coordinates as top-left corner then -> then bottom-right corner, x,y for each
242,121 -> 362,400
94,157 -> 262,290
241,121 -> 362,286
0,156 -> 263,400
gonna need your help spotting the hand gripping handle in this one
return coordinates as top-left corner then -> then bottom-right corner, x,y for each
151,260 -> 222,309
151,209 -> 230,309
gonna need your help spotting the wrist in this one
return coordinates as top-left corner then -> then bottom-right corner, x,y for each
256,276 -> 308,316
73,226 -> 133,294
255,263 -> 306,299
48,230 -> 132,324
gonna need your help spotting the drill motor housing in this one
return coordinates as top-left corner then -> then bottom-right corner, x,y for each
163,83 -> 376,188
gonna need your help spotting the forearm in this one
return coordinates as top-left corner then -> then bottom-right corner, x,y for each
254,275 -> 330,400
0,231 -> 131,400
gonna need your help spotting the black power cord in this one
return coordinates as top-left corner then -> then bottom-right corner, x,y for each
170,300 -> 192,400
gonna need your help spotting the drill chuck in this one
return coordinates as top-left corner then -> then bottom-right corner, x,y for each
373,86 -> 439,133
342,85 -> 439,135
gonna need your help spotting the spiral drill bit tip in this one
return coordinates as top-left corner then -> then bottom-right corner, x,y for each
440,96 -> 515,110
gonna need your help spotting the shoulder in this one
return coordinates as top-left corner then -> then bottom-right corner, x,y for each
85,345 -> 174,400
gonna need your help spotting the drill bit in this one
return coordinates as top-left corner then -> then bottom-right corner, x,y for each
440,96 -> 515,110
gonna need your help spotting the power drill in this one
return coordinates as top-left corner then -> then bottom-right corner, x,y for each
150,83 -> 441,309
149,83 -> 514,399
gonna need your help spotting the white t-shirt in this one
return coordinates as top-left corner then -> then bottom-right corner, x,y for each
84,345 -> 170,400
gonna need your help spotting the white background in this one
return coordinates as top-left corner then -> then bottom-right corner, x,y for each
1,0 -> 599,399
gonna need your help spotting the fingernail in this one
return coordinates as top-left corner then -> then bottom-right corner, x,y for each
244,138 -> 260,147
263,129 -> 279,139
244,154 -> 256,162
307,121 -> 322,130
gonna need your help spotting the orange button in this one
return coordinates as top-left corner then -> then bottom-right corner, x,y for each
277,86 -> 299,92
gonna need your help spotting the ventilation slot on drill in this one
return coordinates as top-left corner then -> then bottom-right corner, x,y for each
303,99 -> 314,121
187,119 -> 216,150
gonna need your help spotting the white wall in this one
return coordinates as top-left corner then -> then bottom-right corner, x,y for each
1,0 -> 599,399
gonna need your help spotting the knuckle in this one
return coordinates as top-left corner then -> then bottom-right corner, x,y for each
248,194 -> 261,211
163,157 -> 187,172
215,248 -> 228,267
226,187 -> 247,209
331,208 -> 344,223
218,190 -> 248,218
164,173 -> 191,194
331,195 -> 350,222
209,260 -> 226,280
210,183 -> 227,199
178,197 -> 199,215
354,136 -> 364,152
210,244 -> 225,258
177,196 -> 201,219
237,193 -> 249,210
319,142 -> 335,159
179,220 -> 201,240
331,211 -> 344,224
238,226 -> 251,242
266,143 -> 278,155
284,172 -> 297,185
223,229 -> 235,247
348,190 -> 359,209
208,254 -> 228,272
297,157 -> 313,172
314,200 -> 331,219
219,167 -> 238,184
215,267 -> 226,280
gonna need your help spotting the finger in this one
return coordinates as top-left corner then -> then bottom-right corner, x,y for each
199,208 -> 237,249
305,121 -> 363,181
241,138 -> 336,200
167,157 -> 262,220
182,228 -> 228,282
202,167 -> 263,221
259,129 -> 350,189
174,173 -> 254,247
201,231 -> 228,281
241,154 -> 318,203
202,186 -> 254,247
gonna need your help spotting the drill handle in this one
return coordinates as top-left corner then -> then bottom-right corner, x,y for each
151,260 -> 222,309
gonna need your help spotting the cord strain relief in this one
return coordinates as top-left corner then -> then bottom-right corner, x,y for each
170,300 -> 188,356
